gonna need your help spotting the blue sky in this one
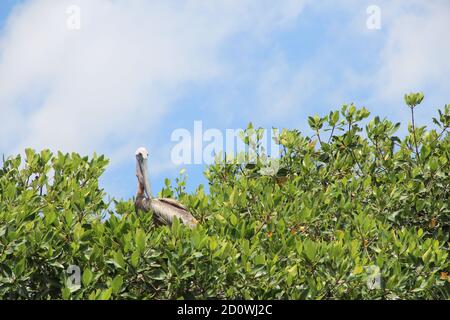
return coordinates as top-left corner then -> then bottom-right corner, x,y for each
0,0 -> 449,201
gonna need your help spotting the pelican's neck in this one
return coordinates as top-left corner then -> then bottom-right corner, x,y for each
144,175 -> 153,200
136,180 -> 145,198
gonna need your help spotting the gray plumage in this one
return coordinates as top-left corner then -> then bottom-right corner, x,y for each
134,147 -> 198,229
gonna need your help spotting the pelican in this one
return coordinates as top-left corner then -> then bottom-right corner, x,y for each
134,147 -> 198,228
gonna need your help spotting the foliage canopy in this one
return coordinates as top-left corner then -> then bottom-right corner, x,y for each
0,93 -> 449,299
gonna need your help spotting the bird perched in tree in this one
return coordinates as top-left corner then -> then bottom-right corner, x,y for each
134,147 -> 198,228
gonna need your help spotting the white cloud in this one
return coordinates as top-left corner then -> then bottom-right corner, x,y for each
255,52 -> 325,123
0,0 -> 308,160
271,0 -> 450,122
374,1 -> 450,103
329,0 -> 450,118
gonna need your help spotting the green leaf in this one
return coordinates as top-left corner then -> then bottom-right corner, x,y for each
25,148 -> 35,163
353,264 -> 363,275
295,241 -> 303,255
287,265 -> 297,277
209,237 -> 218,251
112,251 -> 126,270
45,210 -> 56,225
331,111 -> 339,125
82,269 -> 93,287
111,275 -> 123,294
99,288 -> 112,300
254,254 -> 265,265
62,287 -> 71,300
131,250 -> 140,268
417,228 -> 424,237
303,240 -> 316,262
135,229 -> 146,254
149,269 -> 167,281
422,248 -> 432,264
64,210 -> 74,226
229,214 -> 238,226
191,229 -> 202,249
171,216 -> 180,233
363,176 -> 372,189
14,258 -> 26,276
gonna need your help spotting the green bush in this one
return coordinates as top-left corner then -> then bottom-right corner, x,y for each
0,93 -> 449,299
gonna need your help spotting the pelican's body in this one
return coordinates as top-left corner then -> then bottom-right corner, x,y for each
135,196 -> 198,228
134,147 -> 198,229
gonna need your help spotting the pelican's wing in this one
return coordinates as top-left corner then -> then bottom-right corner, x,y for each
150,198 -> 198,228
158,198 -> 189,211
150,200 -> 172,226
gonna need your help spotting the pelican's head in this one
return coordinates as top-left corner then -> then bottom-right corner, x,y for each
135,147 -> 152,198
135,147 -> 149,159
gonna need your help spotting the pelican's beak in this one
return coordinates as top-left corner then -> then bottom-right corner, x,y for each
136,156 -> 144,183
138,157 -> 152,199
